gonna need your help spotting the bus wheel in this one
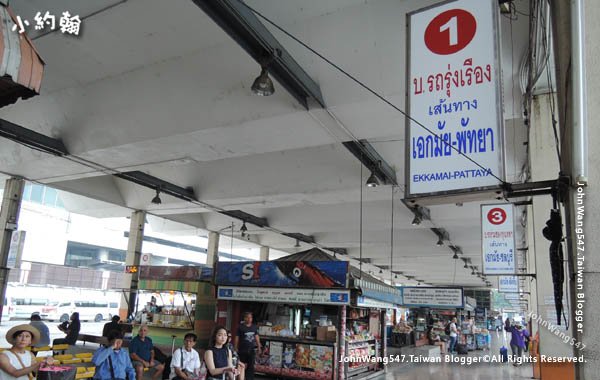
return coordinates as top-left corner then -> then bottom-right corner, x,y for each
94,314 -> 103,322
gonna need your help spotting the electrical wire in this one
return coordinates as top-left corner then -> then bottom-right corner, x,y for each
239,1 -> 508,186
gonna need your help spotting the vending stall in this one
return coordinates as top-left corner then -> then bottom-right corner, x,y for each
400,286 -> 465,345
215,249 -> 399,380
132,265 -> 215,348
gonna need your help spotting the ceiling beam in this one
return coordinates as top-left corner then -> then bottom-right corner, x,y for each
0,118 -> 69,156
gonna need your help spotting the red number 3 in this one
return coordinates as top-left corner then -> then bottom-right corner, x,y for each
487,208 -> 507,225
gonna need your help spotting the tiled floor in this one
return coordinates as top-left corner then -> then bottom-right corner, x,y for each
384,331 -> 534,380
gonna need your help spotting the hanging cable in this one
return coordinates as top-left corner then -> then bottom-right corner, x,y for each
359,156 -> 363,278
390,186 -> 395,284
239,2 -> 507,186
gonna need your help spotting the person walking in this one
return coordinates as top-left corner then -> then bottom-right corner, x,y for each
234,312 -> 261,380
170,333 -> 202,380
505,320 -> 529,366
129,324 -> 164,380
92,330 -> 136,380
29,314 -> 50,348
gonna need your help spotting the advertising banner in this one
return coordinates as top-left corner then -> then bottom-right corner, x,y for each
400,287 -> 464,308
217,286 -> 350,305
216,261 -> 348,288
138,265 -> 212,281
481,204 -> 516,274
498,275 -> 519,293
406,0 -> 504,197
504,293 -> 520,300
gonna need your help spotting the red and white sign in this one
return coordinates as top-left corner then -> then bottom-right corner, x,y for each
481,204 -> 515,274
406,0 -> 504,197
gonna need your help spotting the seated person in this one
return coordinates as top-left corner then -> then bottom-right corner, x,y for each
130,324 -> 164,380
103,315 -> 122,338
53,312 -> 81,346
170,333 -> 202,380
92,330 -> 136,380
427,326 -> 446,354
205,326 -> 244,380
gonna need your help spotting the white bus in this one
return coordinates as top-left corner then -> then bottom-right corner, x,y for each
42,300 -> 111,322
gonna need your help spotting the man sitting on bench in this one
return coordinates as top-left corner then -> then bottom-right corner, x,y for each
130,324 -> 164,380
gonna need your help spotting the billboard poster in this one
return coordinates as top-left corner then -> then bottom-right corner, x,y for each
406,0 -> 504,197
498,275 -> 519,293
216,261 -> 348,288
481,204 -> 516,274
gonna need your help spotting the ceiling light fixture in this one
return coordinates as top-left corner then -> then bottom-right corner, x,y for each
452,251 -> 459,260
366,160 -> 382,187
251,67 -> 274,96
471,267 -> 476,275
251,53 -> 276,96
436,236 -> 444,246
366,171 -> 380,187
294,239 -> 301,248
151,188 -> 162,205
240,221 -> 248,237
379,268 -> 383,274
411,215 -> 421,226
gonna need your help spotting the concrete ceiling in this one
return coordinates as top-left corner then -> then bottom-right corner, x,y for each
0,0 -> 535,288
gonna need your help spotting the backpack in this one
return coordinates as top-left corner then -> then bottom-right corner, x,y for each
445,323 -> 451,335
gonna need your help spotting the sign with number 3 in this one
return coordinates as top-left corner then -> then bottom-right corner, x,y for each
481,204 -> 516,274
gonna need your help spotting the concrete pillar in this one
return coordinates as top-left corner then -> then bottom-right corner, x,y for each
120,210 -> 146,320
206,231 -> 219,267
578,2 -> 599,379
549,2 -> 598,379
529,94 -> 574,379
260,246 -> 270,261
0,178 -> 24,323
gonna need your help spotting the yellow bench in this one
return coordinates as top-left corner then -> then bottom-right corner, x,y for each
75,353 -> 93,363
52,344 -> 69,355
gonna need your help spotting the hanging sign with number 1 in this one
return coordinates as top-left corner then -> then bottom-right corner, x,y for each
405,0 -> 505,198
481,204 -> 516,274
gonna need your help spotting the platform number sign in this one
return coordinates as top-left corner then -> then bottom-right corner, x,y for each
487,207 -> 507,225
424,9 -> 477,55
406,0 -> 504,198
481,204 -> 515,274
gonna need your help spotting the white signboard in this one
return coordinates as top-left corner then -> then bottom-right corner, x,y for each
356,296 -> 396,309
406,0 -> 504,197
401,287 -> 464,308
498,276 -> 519,293
504,293 -> 520,300
7,231 -> 26,268
481,204 -> 515,274
217,286 -> 350,305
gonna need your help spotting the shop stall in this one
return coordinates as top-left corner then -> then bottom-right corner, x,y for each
214,249 -> 400,380
400,286 -> 465,345
129,265 -> 214,348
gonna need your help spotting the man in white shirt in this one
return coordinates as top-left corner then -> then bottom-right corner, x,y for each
171,333 -> 202,380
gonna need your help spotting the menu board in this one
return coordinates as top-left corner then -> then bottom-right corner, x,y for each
256,339 -> 333,380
